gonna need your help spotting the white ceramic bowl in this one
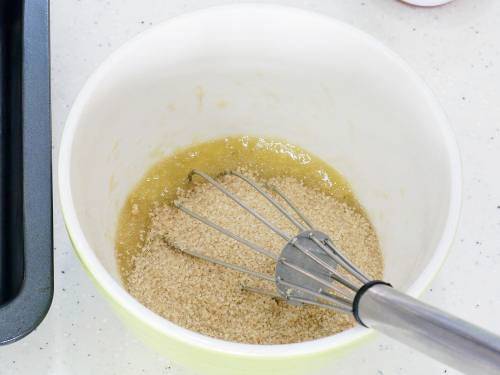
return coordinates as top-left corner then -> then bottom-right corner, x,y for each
59,4 -> 461,375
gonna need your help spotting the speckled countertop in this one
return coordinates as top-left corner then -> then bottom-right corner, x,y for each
1,1 -> 499,374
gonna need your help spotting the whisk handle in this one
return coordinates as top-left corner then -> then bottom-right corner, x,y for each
356,283 -> 500,374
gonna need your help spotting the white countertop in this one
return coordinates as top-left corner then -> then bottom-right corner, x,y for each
1,0 -> 499,374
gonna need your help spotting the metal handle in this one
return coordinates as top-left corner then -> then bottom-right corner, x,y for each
357,284 -> 500,374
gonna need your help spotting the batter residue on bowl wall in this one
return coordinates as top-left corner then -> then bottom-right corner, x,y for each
116,136 -> 383,344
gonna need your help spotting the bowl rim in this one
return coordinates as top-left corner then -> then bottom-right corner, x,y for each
58,3 -> 462,358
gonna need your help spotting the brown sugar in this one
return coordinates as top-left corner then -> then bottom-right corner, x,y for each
125,171 -> 383,344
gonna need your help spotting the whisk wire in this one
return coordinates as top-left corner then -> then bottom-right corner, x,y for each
175,201 -> 278,261
286,296 -> 349,311
266,184 -> 315,230
308,235 -> 370,284
229,171 -> 308,232
175,245 -> 275,282
277,278 -> 353,313
324,239 -> 370,283
243,283 -> 353,312
189,170 -> 292,241
280,259 -> 353,300
291,239 -> 359,292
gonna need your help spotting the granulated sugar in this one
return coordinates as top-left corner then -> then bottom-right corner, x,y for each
125,170 -> 383,344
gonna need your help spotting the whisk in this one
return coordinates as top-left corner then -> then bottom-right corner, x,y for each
174,170 -> 500,374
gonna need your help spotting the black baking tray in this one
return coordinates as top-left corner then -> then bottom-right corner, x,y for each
0,0 -> 52,344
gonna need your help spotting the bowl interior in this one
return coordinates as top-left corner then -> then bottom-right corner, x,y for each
61,5 -> 459,351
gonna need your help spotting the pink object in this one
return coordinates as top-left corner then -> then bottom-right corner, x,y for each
400,0 -> 454,6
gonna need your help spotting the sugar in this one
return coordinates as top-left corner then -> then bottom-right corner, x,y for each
125,171 -> 383,344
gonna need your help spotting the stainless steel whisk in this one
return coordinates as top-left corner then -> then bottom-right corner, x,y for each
174,170 -> 500,374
